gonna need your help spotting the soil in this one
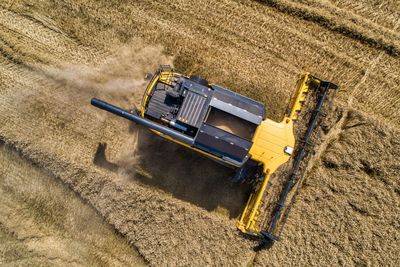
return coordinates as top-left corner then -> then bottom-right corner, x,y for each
0,0 -> 399,266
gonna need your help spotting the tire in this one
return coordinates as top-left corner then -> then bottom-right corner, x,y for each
189,75 -> 208,87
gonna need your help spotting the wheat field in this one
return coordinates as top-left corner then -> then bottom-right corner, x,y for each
0,0 -> 399,266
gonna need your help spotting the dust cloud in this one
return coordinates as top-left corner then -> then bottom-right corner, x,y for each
46,41 -> 175,179
44,40 -> 173,110
41,41 -> 174,181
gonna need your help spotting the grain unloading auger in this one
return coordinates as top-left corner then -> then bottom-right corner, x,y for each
91,65 -> 338,247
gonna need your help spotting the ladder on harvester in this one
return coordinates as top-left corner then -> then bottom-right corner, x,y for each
158,64 -> 178,86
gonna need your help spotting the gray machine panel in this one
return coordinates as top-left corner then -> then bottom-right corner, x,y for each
209,98 -> 263,125
194,123 -> 252,162
211,84 -> 265,121
176,79 -> 212,128
177,90 -> 207,128
182,79 -> 211,98
146,83 -> 178,120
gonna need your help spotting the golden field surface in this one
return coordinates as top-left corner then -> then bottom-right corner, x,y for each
0,0 -> 399,266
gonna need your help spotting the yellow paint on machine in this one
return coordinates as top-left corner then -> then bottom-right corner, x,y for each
141,75 -> 159,117
236,119 -> 295,233
237,73 -> 313,234
250,119 -> 294,173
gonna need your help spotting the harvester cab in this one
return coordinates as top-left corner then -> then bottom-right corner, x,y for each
91,65 -> 338,246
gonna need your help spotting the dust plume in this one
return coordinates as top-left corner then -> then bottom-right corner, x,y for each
43,41 -> 174,178
44,40 -> 173,110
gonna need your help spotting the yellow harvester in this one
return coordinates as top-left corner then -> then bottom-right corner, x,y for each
91,65 -> 338,246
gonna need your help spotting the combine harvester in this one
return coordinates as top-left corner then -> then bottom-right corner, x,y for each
91,65 -> 338,247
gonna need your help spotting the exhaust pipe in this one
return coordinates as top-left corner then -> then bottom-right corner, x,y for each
91,98 -> 195,145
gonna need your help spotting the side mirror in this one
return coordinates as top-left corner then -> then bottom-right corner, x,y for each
144,73 -> 153,81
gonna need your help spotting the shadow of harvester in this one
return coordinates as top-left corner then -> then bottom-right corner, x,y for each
94,124 -> 252,219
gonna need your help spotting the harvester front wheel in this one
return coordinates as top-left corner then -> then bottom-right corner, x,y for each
232,161 -> 264,187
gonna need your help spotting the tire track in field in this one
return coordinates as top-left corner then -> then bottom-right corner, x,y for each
293,37 -> 387,200
0,6 -> 101,68
327,0 -> 400,30
256,0 -> 400,57
300,0 -> 400,37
